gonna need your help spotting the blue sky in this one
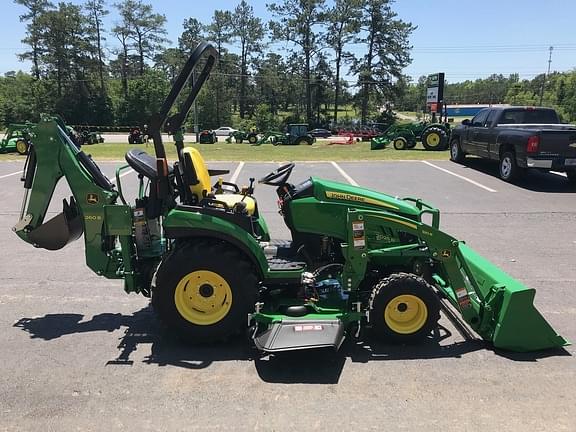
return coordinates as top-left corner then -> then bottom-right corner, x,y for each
1,0 -> 575,83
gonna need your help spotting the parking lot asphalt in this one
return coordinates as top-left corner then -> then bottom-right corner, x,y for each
0,157 -> 574,431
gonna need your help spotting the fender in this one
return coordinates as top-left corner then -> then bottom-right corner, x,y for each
163,208 -> 269,276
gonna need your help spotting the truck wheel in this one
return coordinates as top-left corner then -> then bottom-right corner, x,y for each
153,241 -> 258,343
422,127 -> 448,151
499,151 -> 525,182
393,137 -> 407,150
449,138 -> 466,163
16,139 -> 29,155
248,134 -> 258,144
369,273 -> 440,344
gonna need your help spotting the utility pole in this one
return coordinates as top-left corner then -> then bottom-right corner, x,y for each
539,46 -> 553,106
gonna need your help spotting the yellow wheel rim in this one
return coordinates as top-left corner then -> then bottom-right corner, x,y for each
384,294 -> 428,334
426,132 -> 440,147
174,270 -> 232,325
16,140 -> 27,154
394,139 -> 405,149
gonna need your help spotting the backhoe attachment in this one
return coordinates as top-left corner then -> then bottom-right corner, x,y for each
27,197 -> 83,250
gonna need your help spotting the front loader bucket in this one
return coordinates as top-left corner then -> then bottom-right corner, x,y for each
458,244 -> 568,352
370,137 -> 388,150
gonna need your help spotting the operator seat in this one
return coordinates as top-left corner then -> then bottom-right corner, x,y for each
180,147 -> 256,216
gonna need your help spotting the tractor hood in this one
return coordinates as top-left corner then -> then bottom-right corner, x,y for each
311,177 -> 420,217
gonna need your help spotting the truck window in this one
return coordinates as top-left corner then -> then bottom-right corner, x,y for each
471,109 -> 489,127
498,109 -> 559,125
485,110 -> 498,127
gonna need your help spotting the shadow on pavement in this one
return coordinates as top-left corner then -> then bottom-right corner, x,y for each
13,306 -> 571,383
457,159 -> 575,193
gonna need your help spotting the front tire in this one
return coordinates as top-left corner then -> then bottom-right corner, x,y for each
393,136 -> 407,150
153,241 -> 258,343
499,151 -> 524,182
449,138 -> 465,163
369,273 -> 440,344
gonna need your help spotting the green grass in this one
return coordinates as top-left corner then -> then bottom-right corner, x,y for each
0,140 -> 451,162
89,140 -> 447,161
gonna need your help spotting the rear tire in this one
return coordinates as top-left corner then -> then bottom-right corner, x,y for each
369,273 -> 440,344
449,138 -> 465,163
248,133 -> 258,144
499,151 -> 525,182
422,127 -> 448,151
153,241 -> 259,343
393,136 -> 407,150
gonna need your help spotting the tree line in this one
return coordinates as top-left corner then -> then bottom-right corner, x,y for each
1,0 -> 415,130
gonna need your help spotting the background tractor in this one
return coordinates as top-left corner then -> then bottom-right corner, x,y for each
371,121 -> 451,151
128,126 -> 148,144
13,42 -> 567,354
226,130 -> 259,144
0,123 -> 34,155
79,129 -> 105,145
198,129 -> 218,144
254,124 -> 315,146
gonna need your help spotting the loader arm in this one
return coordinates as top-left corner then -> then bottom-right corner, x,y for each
342,209 -> 568,352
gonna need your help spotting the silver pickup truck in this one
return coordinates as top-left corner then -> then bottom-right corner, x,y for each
450,106 -> 576,183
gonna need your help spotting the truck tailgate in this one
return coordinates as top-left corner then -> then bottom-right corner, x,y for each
539,128 -> 576,157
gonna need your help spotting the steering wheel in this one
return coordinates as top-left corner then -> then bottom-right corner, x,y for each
258,163 -> 295,186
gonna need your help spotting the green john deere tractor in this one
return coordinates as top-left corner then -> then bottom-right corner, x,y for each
371,121 -> 451,151
254,125 -> 315,146
1,123 -> 34,155
226,130 -> 259,144
13,43 -> 567,353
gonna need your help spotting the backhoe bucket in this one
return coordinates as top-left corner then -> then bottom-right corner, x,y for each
458,244 -> 568,352
28,197 -> 83,251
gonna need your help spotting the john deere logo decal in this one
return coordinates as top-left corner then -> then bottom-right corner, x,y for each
325,191 -> 399,210
86,193 -> 99,205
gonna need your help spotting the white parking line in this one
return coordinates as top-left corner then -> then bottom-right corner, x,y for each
230,161 -> 244,183
111,169 -> 134,183
331,161 -> 359,186
422,161 -> 497,193
0,171 -> 22,180
550,171 -> 567,177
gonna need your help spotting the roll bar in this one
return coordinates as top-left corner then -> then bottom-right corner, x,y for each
146,41 -> 218,197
